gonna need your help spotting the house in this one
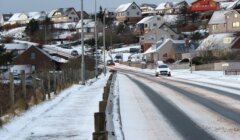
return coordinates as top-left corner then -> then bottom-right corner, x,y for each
140,3 -> 158,17
12,46 -> 67,74
208,10 -> 240,34
189,0 -> 220,11
173,1 -> 189,14
225,10 -> 240,33
49,7 -> 80,23
197,33 -> 240,52
6,13 -> 28,25
76,19 -> 103,38
28,11 -> 47,22
137,15 -> 164,33
208,10 -> 228,34
155,2 -> 176,15
77,11 -> 90,19
115,2 -> 142,24
139,23 -> 180,52
0,14 -> 13,26
144,38 -> 186,63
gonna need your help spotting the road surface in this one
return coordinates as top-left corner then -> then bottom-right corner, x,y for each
116,68 -> 240,140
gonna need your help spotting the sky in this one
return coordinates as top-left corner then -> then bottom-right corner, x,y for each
0,0 -> 193,14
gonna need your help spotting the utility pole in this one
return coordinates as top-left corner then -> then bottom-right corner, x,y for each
103,9 -> 106,76
81,0 -> 85,85
95,0 -> 98,78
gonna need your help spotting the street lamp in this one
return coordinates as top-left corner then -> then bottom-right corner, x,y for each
94,0 -> 98,78
103,9 -> 106,76
80,0 -> 85,85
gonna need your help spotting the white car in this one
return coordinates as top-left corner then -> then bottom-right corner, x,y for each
155,64 -> 171,77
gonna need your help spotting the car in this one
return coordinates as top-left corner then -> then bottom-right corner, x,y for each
106,60 -> 115,66
155,64 -> 171,77
71,50 -> 79,56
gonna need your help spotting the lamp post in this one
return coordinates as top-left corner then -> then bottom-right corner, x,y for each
81,0 -> 85,85
103,9 -> 106,76
94,0 -> 98,78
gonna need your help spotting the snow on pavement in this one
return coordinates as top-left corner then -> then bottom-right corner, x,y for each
0,73 -> 110,140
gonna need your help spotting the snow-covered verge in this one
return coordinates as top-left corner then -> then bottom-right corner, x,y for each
1,27 -> 26,39
0,73 -> 110,140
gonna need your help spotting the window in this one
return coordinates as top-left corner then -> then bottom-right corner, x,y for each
127,12 -> 130,16
235,14 -> 238,18
144,24 -> 148,28
30,52 -> 36,59
137,12 -> 140,15
233,22 -> 240,27
54,12 -> 61,16
31,65 -> 36,73
212,24 -> 217,30
153,23 -> 157,27
223,37 -> 232,44
157,17 -> 161,20
69,17 -> 72,20
132,6 -> 136,9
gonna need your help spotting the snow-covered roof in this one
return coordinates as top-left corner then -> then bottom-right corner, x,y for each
28,11 -> 46,20
76,19 -> 94,28
197,33 -> 239,50
111,45 -> 140,53
4,43 -> 28,50
163,15 -> 178,25
226,0 -> 240,9
144,38 -> 170,54
33,46 -> 68,63
8,13 -> 27,21
115,3 -> 132,12
220,2 -> 234,9
137,16 -> 154,24
156,3 -> 166,10
208,10 -> 229,24
144,38 -> 185,54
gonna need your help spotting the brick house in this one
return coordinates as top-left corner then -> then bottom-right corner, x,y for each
115,2 -> 142,24
12,46 -> 66,75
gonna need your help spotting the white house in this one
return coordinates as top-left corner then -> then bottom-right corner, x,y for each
140,23 -> 180,52
140,3 -> 157,17
137,15 -> 164,33
49,7 -> 80,23
6,13 -> 28,25
115,2 -> 142,24
76,19 -> 103,38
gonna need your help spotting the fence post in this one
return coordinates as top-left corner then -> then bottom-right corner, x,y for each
9,73 -> 14,111
47,72 -> 51,99
21,70 -> 26,100
32,73 -> 37,104
54,71 -> 57,95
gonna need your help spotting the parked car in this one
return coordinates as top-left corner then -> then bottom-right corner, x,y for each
71,50 -> 79,56
155,64 -> 171,77
107,60 -> 115,66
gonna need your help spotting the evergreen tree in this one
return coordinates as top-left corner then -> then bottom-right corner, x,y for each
25,19 -> 39,35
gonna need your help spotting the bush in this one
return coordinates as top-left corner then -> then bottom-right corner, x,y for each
192,56 -> 204,65
165,58 -> 175,64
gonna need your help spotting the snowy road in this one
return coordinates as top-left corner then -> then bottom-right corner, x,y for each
116,68 -> 240,140
0,74 -> 110,140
